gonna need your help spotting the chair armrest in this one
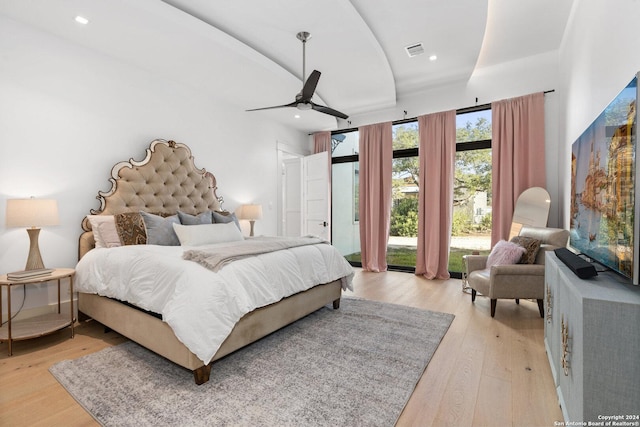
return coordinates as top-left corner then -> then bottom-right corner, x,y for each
464,255 -> 488,274
490,264 -> 545,276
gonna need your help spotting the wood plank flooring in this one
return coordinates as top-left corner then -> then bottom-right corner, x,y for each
0,269 -> 563,426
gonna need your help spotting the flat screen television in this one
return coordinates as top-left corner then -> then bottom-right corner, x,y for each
570,74 -> 638,285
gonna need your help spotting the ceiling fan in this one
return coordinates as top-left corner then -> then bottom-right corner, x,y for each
246,31 -> 348,120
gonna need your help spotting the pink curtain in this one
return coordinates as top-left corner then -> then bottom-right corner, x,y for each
415,110 -> 456,279
313,131 -> 331,154
359,122 -> 393,272
313,131 -> 332,186
491,92 -> 546,245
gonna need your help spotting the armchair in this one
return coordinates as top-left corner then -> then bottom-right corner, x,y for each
465,226 -> 569,317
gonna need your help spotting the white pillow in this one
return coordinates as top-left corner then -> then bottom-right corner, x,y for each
172,222 -> 244,246
86,215 -> 121,248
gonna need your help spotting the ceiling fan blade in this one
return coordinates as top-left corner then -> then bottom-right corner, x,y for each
310,101 -> 349,120
300,70 -> 321,102
246,101 -> 297,112
248,34 -> 346,120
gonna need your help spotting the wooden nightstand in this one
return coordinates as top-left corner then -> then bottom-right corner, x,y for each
0,268 -> 75,356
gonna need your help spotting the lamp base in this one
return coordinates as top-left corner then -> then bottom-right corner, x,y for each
249,220 -> 256,237
25,227 -> 45,271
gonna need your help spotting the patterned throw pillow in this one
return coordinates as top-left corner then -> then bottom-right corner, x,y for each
115,212 -> 147,245
510,236 -> 542,264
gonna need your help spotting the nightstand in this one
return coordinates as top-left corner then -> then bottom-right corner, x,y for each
0,268 -> 75,356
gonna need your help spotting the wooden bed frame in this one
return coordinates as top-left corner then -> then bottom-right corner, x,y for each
77,139 -> 342,384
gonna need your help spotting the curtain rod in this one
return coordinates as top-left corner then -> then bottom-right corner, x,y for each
313,89 -> 555,136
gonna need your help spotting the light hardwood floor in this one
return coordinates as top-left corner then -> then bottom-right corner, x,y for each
0,269 -> 563,427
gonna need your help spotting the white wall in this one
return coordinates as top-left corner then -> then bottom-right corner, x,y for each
557,0 -> 640,228
0,16 -> 307,314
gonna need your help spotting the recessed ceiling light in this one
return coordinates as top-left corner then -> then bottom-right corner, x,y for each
75,16 -> 89,25
429,54 -> 438,61
294,114 -> 301,119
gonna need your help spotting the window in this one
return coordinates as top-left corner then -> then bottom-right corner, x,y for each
331,105 -> 492,275
450,108 -> 492,276
389,122 -> 419,270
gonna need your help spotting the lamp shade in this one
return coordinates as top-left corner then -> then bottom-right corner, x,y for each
6,198 -> 60,228
238,204 -> 263,221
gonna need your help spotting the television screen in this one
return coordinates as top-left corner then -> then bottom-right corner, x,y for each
570,76 -> 637,283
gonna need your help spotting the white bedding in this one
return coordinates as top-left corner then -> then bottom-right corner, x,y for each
75,241 -> 354,365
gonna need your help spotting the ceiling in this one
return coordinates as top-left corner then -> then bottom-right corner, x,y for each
0,0 -> 574,132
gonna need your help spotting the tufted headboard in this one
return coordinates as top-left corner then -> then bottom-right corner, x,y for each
79,139 -> 223,259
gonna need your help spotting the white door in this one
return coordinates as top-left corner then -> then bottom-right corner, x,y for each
282,157 -> 303,237
303,152 -> 330,240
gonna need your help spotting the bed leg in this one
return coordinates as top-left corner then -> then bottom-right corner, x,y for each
332,298 -> 340,309
193,364 -> 211,385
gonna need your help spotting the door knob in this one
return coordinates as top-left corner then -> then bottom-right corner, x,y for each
319,221 -> 328,227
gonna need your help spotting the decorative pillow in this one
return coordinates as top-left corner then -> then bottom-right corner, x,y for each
115,212 -> 147,245
510,235 -> 542,264
212,211 -> 241,230
140,211 -> 180,246
178,210 -> 213,225
486,240 -> 526,269
96,220 -> 122,248
173,222 -> 244,246
86,215 -> 119,248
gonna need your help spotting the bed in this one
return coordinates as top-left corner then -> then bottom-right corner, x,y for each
76,139 -> 353,384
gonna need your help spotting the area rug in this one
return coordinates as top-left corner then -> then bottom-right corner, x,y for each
49,297 -> 453,427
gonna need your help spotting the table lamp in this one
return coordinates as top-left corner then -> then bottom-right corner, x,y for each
238,204 -> 263,237
6,198 -> 59,270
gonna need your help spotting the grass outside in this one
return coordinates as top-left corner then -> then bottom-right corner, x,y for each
345,245 -> 491,272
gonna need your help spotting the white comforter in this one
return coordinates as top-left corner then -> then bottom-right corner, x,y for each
75,241 -> 354,365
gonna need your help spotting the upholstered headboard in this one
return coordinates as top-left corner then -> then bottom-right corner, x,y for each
79,139 -> 223,258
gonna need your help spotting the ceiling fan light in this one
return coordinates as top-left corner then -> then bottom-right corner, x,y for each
296,103 -> 312,111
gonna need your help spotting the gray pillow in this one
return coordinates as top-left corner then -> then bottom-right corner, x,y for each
212,211 -> 241,230
140,211 -> 180,246
177,210 -> 213,225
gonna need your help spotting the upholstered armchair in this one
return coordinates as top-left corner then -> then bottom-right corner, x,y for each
464,226 -> 570,317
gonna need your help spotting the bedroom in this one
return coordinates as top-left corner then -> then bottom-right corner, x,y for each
1,0 -> 639,425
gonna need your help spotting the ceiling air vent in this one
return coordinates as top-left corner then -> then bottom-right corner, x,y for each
405,42 -> 424,58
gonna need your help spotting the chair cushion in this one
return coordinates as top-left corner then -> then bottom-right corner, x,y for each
468,269 -> 491,295
486,240 -> 526,268
510,236 -> 541,264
